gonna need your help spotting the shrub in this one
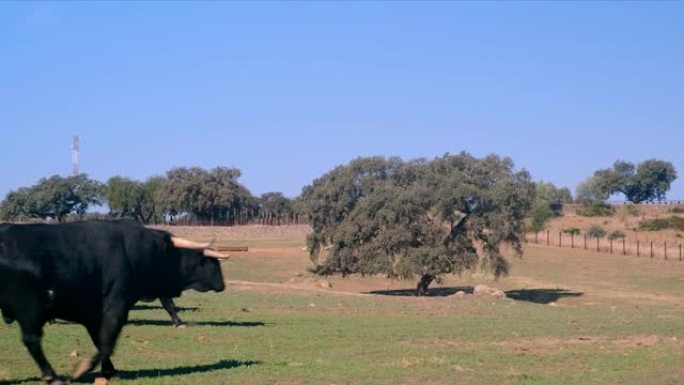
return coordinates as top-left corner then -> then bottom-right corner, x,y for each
618,204 -> 640,220
563,227 -> 581,236
638,216 -> 684,232
529,204 -> 554,233
587,225 -> 607,239
608,230 -> 626,240
671,206 -> 684,214
577,204 -> 614,217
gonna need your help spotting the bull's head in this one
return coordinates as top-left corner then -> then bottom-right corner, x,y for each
170,237 -> 228,293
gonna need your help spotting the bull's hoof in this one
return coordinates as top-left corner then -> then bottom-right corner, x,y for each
42,376 -> 66,385
101,367 -> 118,379
72,359 -> 93,379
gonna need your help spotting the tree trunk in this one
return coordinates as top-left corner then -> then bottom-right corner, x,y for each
416,274 -> 434,296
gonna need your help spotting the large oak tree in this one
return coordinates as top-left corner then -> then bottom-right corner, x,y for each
300,153 -> 535,295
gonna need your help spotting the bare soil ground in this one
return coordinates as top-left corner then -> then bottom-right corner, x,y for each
549,203 -> 684,243
157,224 -> 684,311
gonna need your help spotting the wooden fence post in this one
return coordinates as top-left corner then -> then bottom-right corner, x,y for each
680,244 -> 682,262
637,240 -> 640,257
610,238 -> 613,254
535,232 -> 538,244
623,238 -> 626,255
547,230 -> 550,246
596,237 -> 600,252
558,231 -> 562,247
650,241 -> 654,258
571,234 -> 574,249
665,243 -> 668,260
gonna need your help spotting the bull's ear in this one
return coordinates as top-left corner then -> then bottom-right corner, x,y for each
203,249 -> 230,260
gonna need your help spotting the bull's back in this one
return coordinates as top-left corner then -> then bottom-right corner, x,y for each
0,221 -> 176,313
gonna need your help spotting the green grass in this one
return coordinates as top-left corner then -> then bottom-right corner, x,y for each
3,290 -> 684,385
0,292 -> 684,384
3,232 -> 684,384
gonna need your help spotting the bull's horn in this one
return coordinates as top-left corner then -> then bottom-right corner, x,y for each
171,237 -> 211,249
203,249 -> 230,260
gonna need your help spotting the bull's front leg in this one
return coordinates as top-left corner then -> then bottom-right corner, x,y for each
73,301 -> 129,380
159,297 -> 184,327
84,323 -> 117,378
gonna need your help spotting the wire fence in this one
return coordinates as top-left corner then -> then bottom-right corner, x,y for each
169,214 -> 308,227
526,230 -> 684,261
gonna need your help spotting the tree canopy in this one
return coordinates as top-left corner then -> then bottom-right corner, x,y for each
535,181 -> 573,205
257,192 -> 296,224
527,181 -> 573,232
300,153 -> 535,295
106,176 -> 164,223
156,167 -> 253,223
0,174 -> 104,222
577,159 -> 677,204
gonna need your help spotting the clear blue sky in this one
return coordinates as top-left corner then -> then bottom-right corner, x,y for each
1,2 -> 683,200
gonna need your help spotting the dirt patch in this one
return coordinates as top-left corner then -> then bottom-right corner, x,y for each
612,334 -> 660,348
493,334 -> 666,351
227,280 -> 370,297
149,224 -> 311,243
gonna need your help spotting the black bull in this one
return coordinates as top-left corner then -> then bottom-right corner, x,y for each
0,220 -> 226,384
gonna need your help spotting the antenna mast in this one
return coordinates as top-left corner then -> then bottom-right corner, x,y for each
72,135 -> 80,176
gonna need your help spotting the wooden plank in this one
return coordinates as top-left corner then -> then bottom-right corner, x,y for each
216,246 -> 249,252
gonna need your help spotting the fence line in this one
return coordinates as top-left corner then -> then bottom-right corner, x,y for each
526,230 -> 683,261
170,215 -> 308,227
607,199 -> 684,205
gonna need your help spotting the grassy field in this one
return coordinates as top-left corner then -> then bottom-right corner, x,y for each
2,225 -> 684,385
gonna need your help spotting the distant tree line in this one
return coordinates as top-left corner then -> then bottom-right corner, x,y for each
0,155 -> 677,295
0,167 -> 301,225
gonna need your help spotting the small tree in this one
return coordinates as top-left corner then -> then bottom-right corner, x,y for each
576,177 -> 611,206
563,227 -> 581,236
587,225 -> 607,239
529,204 -> 554,233
608,230 -> 626,240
